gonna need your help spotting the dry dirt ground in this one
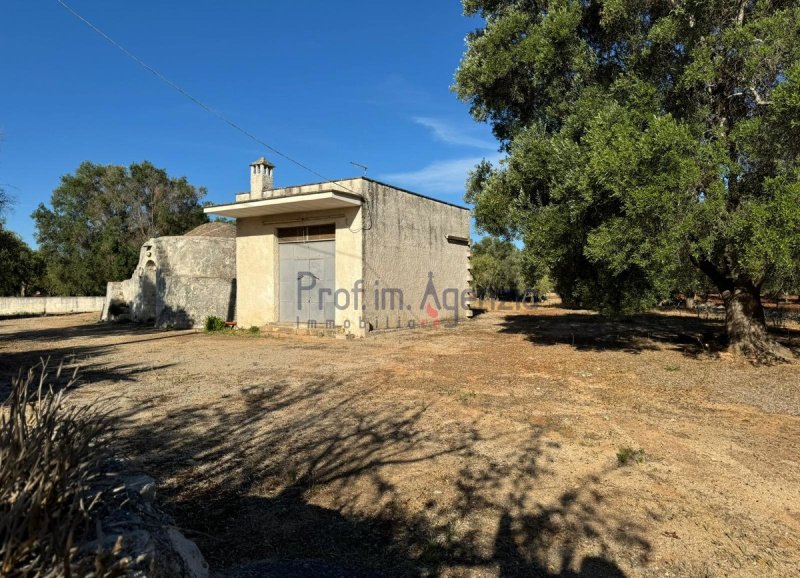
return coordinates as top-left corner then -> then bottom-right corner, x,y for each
1,307 -> 799,577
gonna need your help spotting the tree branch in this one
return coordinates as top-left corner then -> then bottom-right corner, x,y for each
688,254 -> 734,294
736,0 -> 748,26
750,86 -> 772,106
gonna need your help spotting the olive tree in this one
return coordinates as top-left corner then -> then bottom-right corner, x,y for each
456,0 -> 800,361
33,161 -> 207,295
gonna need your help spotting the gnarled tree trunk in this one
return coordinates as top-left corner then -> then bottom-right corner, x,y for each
691,256 -> 793,363
722,287 -> 792,363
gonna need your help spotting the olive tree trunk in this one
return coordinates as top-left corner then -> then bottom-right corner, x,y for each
722,287 -> 792,363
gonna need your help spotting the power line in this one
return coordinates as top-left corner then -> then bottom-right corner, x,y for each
54,0 -> 372,226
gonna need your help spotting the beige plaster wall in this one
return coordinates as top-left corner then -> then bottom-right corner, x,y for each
235,206 -> 363,331
362,181 -> 471,330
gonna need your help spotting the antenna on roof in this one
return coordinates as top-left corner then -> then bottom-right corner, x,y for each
350,161 -> 369,176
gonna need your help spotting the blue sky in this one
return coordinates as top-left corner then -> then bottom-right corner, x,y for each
0,1 -> 501,246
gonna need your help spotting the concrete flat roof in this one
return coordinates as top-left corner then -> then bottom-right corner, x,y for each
277,177 -> 469,211
205,177 -> 470,215
204,190 -> 363,219
361,177 -> 470,211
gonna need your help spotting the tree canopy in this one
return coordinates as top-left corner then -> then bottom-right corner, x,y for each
470,236 -> 553,299
0,228 -> 44,297
0,188 -> 9,219
33,161 -> 208,296
0,187 -> 43,297
471,237 -> 525,298
456,0 -> 800,360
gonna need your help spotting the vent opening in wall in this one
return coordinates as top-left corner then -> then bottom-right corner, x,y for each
446,235 -> 470,246
277,224 -> 336,243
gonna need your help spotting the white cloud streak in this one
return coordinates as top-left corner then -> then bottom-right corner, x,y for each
382,154 -> 502,197
412,117 -> 497,150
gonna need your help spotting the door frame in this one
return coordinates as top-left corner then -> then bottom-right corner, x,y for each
277,224 -> 336,324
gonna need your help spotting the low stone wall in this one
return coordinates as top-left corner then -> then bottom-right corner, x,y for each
156,275 -> 236,329
0,296 -> 106,317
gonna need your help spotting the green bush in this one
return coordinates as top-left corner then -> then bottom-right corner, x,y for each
248,326 -> 260,335
204,316 -> 226,332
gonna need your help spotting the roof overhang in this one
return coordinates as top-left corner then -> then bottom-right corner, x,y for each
204,191 -> 363,219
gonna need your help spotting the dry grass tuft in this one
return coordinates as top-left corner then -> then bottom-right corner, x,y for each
617,446 -> 647,466
0,360 -> 117,577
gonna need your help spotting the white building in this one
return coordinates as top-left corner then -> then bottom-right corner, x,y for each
204,158 -> 472,336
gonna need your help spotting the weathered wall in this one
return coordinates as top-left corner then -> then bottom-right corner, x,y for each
0,296 -> 106,316
153,236 -> 236,329
235,218 -> 276,328
235,204 -> 363,330
362,180 -> 471,330
231,177 -> 470,335
156,276 -> 236,329
102,234 -> 236,329
101,280 -> 135,321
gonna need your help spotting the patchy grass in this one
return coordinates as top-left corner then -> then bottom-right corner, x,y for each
456,390 -> 477,404
617,447 -> 647,466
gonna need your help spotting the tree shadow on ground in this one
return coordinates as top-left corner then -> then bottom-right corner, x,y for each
498,310 -> 800,358
114,374 -> 651,577
0,317 -> 192,345
0,319 -> 189,401
499,311 -> 715,356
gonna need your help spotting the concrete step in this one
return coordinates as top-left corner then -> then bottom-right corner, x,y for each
264,323 -> 344,338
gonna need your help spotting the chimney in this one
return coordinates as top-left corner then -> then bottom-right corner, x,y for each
250,156 -> 274,199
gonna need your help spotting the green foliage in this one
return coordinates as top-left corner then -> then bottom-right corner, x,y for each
470,236 -> 526,297
205,316 -> 226,332
456,1 -> 800,320
1,185 -> 45,296
532,273 -> 553,298
248,326 -> 261,335
33,161 -> 208,296
0,226 -> 45,296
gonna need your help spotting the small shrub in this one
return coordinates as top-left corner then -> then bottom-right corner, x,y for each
248,326 -> 260,335
617,446 -> 646,466
204,315 -> 226,332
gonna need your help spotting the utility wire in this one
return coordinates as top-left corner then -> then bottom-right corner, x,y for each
55,0 -> 373,227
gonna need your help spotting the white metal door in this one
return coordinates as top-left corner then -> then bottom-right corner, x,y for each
279,238 -> 335,324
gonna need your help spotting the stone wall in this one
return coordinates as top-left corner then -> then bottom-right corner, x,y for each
0,296 -> 106,317
102,227 -> 236,329
151,236 -> 236,329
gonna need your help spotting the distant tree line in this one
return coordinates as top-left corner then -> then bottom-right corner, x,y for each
0,161 -> 208,297
470,236 -> 551,300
